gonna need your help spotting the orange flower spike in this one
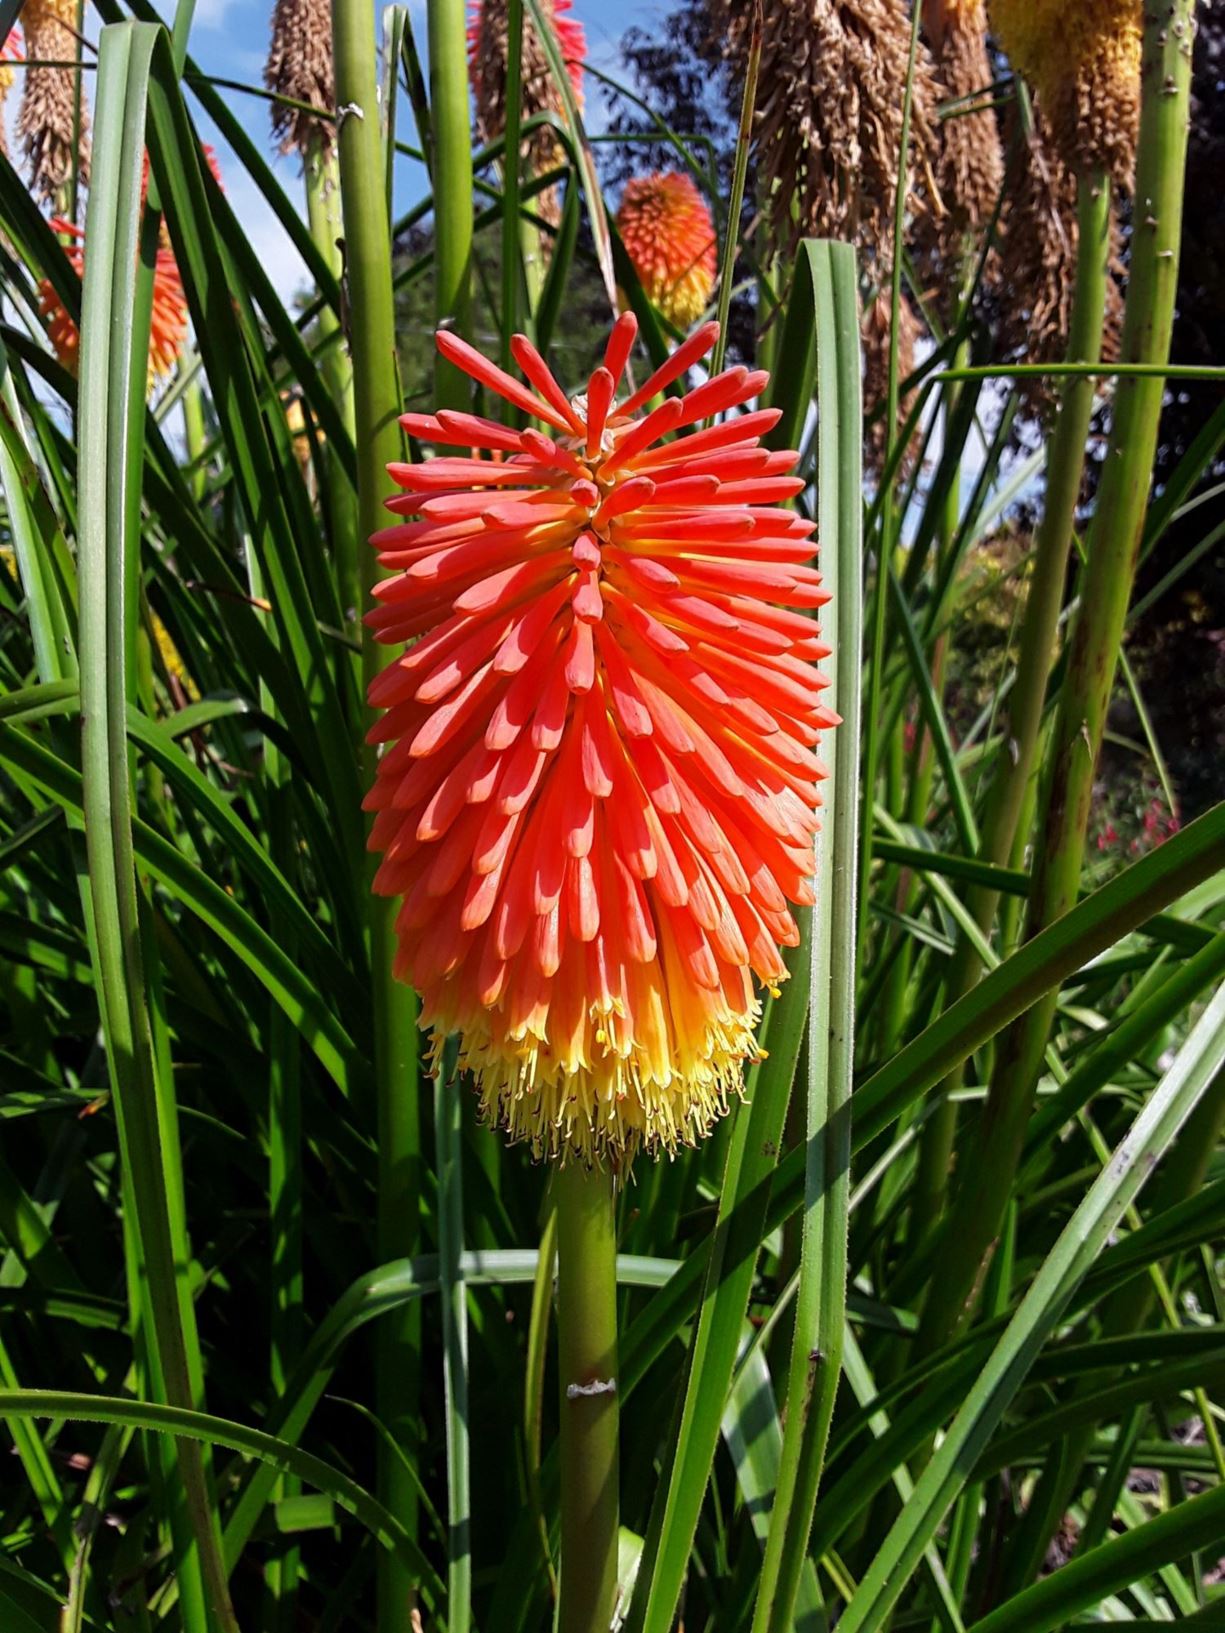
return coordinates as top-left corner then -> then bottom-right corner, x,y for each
38,220 -> 188,385
366,319 -> 835,1165
616,171 -> 717,330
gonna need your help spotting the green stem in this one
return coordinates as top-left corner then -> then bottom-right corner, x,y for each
856,0 -> 923,981
880,297 -> 971,1064
555,1162 -> 620,1633
427,0 -> 473,410
246,538 -> 303,1631
81,26 -> 234,1631
331,6 -> 422,1629
917,3 -> 1195,1352
751,240 -> 861,1633
709,0 -> 761,383
500,0 -> 524,368
435,1048 -> 471,1631
303,137 -> 360,641
1003,1061 -> 1225,1597
181,371 -> 207,501
909,171 -> 1112,1258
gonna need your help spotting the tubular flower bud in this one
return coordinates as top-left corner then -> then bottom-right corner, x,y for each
366,317 -> 834,1165
264,0 -> 335,160
709,0 -> 940,264
989,0 -> 1142,184
17,0 -> 90,202
468,0 -> 586,228
616,172 -> 717,330
38,221 -> 190,387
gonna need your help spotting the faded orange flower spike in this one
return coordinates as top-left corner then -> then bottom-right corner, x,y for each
617,172 -> 717,330
365,316 -> 834,1164
0,26 -> 23,159
38,221 -> 190,386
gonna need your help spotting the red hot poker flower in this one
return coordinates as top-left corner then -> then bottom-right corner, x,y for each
365,317 -> 835,1164
38,220 -> 190,385
616,171 -> 717,330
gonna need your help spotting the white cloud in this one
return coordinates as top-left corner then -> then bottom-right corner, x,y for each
150,0 -> 235,26
192,0 -> 237,25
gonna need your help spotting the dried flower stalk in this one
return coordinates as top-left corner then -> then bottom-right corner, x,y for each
17,0 -> 90,203
264,0 -> 335,160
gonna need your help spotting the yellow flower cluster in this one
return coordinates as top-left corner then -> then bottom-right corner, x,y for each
990,0 -> 1142,183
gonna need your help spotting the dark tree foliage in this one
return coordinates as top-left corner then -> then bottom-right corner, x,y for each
599,5 -> 758,364
600,10 -> 735,190
1126,0 -> 1225,815
1154,0 -> 1225,494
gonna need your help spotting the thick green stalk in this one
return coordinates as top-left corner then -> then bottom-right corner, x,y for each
877,341 -> 962,1065
427,0 -> 473,410
917,4 -> 1196,1353
555,1162 -> 620,1633
181,372 -> 207,501
500,0 -> 525,364
331,6 -> 421,1628
908,171 -> 1112,1254
435,1051 -> 471,1631
751,239 -> 861,1633
709,2 -> 761,383
80,25 -> 235,1631
856,0 -> 923,978
1001,1059 -> 1225,1597
881,251 -> 978,1063
303,138 -> 360,641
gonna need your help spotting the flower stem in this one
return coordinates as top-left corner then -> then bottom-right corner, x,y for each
856,0 -> 923,981
917,0 -> 1196,1353
427,0 -> 473,410
910,169 -> 1112,1254
181,371 -> 206,500
555,1162 -> 620,1633
303,136 -> 360,644
331,5 -> 422,1628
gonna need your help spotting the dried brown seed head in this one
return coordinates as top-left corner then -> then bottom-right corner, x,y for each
17,0 -> 90,203
264,0 -> 335,160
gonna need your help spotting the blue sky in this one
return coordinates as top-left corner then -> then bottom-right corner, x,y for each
141,0 -> 664,303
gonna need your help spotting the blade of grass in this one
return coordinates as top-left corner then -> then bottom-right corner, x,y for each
753,238 -> 861,1633
708,1 -> 760,382
856,0 -> 924,978
525,0 -> 616,313
0,722 -> 365,1094
619,963 -> 810,1633
332,7 -> 424,1628
0,1388 -> 442,1605
428,0 -> 473,409
76,22 -> 235,1631
499,0 -> 524,361
435,1040 -> 471,1632
837,978 -> 1225,1633
966,1478 -> 1225,1633
722,1341 -> 825,1632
